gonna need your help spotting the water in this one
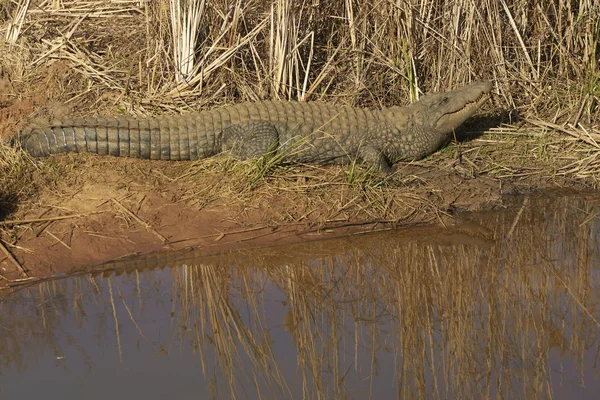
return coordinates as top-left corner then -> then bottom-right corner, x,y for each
1,193 -> 599,399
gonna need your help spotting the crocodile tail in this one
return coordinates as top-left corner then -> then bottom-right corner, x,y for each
18,115 -> 219,160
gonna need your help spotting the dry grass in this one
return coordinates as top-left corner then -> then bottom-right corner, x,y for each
1,0 -> 597,119
0,0 -> 599,226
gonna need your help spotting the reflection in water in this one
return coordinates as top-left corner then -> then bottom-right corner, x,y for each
0,194 -> 599,399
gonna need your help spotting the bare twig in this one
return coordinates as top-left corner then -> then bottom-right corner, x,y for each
111,198 -> 169,244
526,118 -> 600,149
0,212 -> 105,226
0,239 -> 28,276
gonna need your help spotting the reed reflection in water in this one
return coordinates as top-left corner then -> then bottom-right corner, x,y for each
0,194 -> 599,399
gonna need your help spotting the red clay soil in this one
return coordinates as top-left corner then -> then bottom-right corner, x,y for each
0,152 -> 589,291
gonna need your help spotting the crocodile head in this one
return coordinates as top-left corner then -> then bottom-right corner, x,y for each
418,80 -> 493,134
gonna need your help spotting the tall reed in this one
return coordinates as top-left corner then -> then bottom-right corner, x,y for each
2,0 -> 596,119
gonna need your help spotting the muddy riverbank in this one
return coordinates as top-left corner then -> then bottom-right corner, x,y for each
0,143 -> 596,289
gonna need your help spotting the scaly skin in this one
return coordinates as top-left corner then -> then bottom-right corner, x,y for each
18,81 -> 492,171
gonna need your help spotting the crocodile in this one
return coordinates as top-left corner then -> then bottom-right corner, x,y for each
18,81 -> 492,171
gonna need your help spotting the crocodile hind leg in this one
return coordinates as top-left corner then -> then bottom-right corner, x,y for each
221,122 -> 280,160
358,146 -> 393,174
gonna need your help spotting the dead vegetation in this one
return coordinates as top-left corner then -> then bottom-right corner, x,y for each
0,1 -> 599,279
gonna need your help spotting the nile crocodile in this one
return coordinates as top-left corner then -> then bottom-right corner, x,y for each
18,81 -> 492,171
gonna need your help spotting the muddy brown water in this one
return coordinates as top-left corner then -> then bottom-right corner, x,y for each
1,193 -> 599,399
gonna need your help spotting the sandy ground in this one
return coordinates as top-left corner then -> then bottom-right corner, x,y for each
0,150 -> 590,290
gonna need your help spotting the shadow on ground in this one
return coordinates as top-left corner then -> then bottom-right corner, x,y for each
455,110 -> 514,142
0,196 -> 18,221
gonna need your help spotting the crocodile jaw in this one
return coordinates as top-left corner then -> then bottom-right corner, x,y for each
434,89 -> 492,133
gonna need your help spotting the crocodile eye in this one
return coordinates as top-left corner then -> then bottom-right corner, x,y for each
439,96 -> 449,105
